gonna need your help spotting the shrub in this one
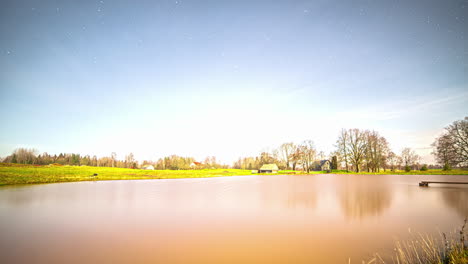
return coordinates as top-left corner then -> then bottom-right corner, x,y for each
421,164 -> 428,171
443,163 -> 451,171
405,165 -> 411,172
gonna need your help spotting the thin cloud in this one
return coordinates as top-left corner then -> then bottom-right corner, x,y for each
335,90 -> 468,122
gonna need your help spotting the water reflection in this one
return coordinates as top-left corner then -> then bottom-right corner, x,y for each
1,175 -> 467,264
442,188 -> 468,218
0,181 -> 140,209
338,176 -> 392,220
256,176 -> 317,210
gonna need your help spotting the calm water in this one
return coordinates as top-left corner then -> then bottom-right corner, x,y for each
1,174 -> 467,264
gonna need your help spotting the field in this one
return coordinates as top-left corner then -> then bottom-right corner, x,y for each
0,163 -> 254,186
0,163 -> 467,186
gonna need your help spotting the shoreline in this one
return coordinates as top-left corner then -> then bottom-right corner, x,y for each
1,164 -> 467,186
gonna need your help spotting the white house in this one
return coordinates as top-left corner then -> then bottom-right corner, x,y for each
141,164 -> 155,170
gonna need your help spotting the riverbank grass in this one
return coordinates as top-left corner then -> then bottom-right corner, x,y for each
366,219 -> 468,264
0,163 -> 467,186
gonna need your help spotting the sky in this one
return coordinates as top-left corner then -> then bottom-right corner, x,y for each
0,0 -> 467,164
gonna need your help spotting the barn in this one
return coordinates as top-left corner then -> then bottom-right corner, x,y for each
258,164 -> 279,173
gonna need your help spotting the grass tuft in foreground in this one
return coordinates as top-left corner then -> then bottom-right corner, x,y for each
365,219 -> 468,264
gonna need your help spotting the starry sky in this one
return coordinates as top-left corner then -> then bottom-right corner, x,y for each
1,0 -> 467,164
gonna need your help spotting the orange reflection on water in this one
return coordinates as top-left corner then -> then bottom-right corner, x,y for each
0,174 -> 467,263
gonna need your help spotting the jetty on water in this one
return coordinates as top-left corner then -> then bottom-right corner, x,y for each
419,181 -> 468,187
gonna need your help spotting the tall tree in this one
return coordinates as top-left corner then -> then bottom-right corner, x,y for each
125,153 -> 136,168
336,129 -> 350,171
278,142 -> 295,170
298,140 -> 316,173
331,156 -> 338,170
432,134 -> 458,168
432,117 -> 468,167
386,151 -> 400,171
290,145 -> 303,171
401,148 -> 419,170
347,129 -> 367,172
259,152 -> 275,165
111,152 -> 117,168
364,131 -> 390,172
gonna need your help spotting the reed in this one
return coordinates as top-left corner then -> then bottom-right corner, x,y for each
365,218 -> 467,264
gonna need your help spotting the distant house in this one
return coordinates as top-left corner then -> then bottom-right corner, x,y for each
312,160 -> 331,171
141,164 -> 155,170
259,164 -> 279,173
189,162 -> 203,169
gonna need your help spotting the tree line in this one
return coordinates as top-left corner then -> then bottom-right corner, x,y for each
143,155 -> 227,170
233,117 -> 467,172
1,117 -> 466,172
1,150 -> 139,169
334,128 -> 421,172
233,140 -> 321,173
0,150 -> 227,170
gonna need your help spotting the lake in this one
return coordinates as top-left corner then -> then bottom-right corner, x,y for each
0,174 -> 467,263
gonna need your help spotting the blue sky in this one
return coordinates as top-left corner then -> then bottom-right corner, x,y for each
1,0 -> 467,164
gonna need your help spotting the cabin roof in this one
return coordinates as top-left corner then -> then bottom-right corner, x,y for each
259,164 -> 279,170
312,160 -> 330,167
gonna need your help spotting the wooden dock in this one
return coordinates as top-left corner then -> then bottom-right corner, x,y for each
419,181 -> 468,187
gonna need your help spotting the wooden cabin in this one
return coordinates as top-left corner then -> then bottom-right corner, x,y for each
141,164 -> 155,170
259,164 -> 279,173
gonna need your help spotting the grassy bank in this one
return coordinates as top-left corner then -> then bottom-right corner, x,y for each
0,163 -> 254,186
0,163 -> 467,186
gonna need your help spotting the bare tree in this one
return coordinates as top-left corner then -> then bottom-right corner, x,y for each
259,152 -> 275,165
125,153 -> 136,168
364,131 -> 390,172
433,117 -> 468,167
347,129 -> 367,172
111,152 -> 117,168
432,133 -> 458,168
401,148 -> 419,170
278,142 -> 295,170
386,151 -> 399,171
9,148 -> 37,164
336,129 -> 350,171
298,140 -> 316,173
290,145 -> 303,171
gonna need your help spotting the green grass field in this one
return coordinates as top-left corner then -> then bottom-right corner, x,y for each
0,163 -> 256,186
0,163 -> 467,186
